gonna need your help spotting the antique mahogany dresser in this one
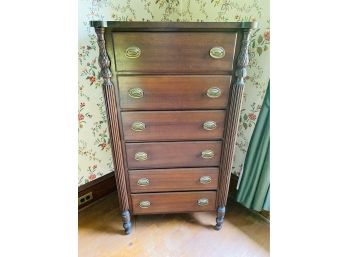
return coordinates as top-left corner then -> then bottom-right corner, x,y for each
90,21 -> 257,234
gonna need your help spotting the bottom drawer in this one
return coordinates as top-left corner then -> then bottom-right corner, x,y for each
131,191 -> 216,214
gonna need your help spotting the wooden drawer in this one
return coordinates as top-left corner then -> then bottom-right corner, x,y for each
122,110 -> 226,142
118,76 -> 231,110
129,167 -> 219,193
113,32 -> 237,73
126,141 -> 222,169
131,191 -> 216,214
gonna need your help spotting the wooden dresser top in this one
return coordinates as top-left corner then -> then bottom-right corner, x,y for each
89,21 -> 258,31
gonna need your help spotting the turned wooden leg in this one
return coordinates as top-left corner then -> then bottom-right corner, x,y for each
215,206 -> 225,230
121,210 -> 132,234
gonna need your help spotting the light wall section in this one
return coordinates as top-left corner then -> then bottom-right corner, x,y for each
78,0 -> 270,186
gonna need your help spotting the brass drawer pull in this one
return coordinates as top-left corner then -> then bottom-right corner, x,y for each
132,121 -> 146,132
210,46 -> 225,59
135,152 -> 148,161
197,198 -> 209,206
125,46 -> 141,59
139,200 -> 151,208
137,178 -> 150,186
207,87 -> 221,98
201,150 -> 215,159
203,121 -> 217,131
199,176 -> 212,184
128,88 -> 144,99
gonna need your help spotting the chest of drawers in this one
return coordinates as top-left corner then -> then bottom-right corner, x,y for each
90,21 -> 256,234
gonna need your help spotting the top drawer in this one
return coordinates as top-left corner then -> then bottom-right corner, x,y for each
113,32 -> 237,73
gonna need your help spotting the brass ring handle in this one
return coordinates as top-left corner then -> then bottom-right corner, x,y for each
128,88 -> 144,99
203,121 -> 217,131
132,121 -> 146,132
201,150 -> 215,159
207,87 -> 221,98
197,198 -> 209,206
125,46 -> 141,59
199,176 -> 212,184
135,152 -> 148,161
137,178 -> 150,186
139,200 -> 151,208
209,46 -> 225,59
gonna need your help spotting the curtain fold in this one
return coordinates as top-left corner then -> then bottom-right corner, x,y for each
236,82 -> 270,211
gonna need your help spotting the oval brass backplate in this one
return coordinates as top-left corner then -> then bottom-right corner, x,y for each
128,88 -> 144,99
197,198 -> 209,206
199,176 -> 212,184
139,200 -> 151,208
203,121 -> 217,131
206,87 -> 221,98
135,152 -> 148,161
137,178 -> 150,186
209,46 -> 225,59
201,149 -> 215,159
125,46 -> 141,59
132,121 -> 146,132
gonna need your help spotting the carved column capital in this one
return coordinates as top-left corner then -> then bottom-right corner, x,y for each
95,27 -> 113,86
236,30 -> 252,69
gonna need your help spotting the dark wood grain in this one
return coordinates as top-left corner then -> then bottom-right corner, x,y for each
131,191 -> 216,214
126,141 -> 222,169
105,30 -> 134,212
91,21 -> 258,30
118,75 -> 231,110
95,28 -> 130,226
129,167 -> 219,193
217,29 -> 252,209
113,33 -> 237,73
121,110 -> 226,142
91,22 -> 257,234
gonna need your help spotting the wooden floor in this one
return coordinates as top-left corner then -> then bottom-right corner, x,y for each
79,193 -> 269,257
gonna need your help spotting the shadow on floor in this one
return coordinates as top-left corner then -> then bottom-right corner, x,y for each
79,192 -> 269,255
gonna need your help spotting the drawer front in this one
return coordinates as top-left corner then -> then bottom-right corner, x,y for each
122,110 -> 226,141
131,191 -> 216,214
113,32 -> 237,73
126,141 -> 222,169
118,76 -> 231,110
129,167 -> 219,193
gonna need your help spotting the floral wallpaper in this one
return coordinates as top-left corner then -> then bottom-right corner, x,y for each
78,0 -> 270,186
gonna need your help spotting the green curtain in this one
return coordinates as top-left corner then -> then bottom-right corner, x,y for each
236,82 -> 270,211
